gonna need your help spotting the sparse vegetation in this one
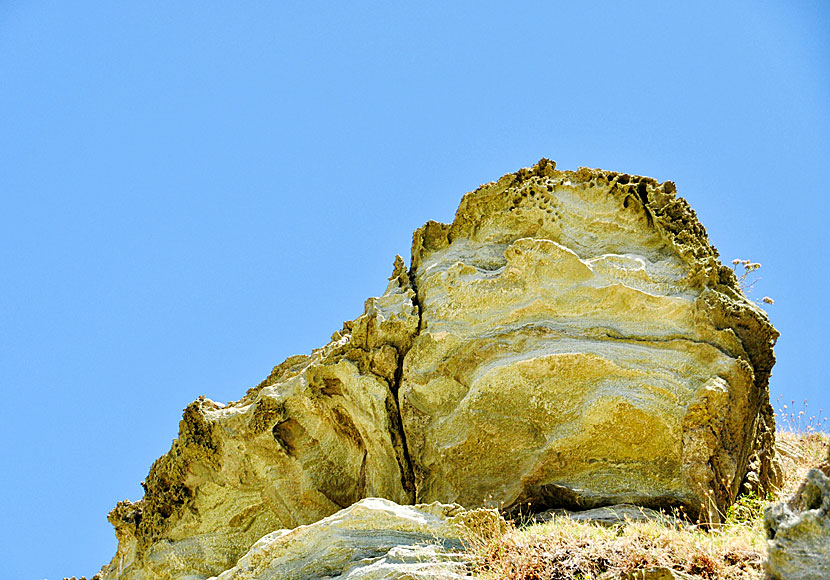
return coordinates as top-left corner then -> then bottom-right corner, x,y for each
732,258 -> 774,305
775,396 -> 827,434
461,428 -> 829,580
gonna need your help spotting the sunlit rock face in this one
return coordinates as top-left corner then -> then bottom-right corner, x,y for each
99,260 -> 419,580
93,159 -> 780,580
400,159 -> 779,522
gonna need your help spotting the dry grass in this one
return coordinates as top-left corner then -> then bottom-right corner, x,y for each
775,429 -> 829,496
465,515 -> 764,579
462,430 -> 829,580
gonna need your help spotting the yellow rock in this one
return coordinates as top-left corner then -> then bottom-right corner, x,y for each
401,159 -> 779,523
94,160 -> 780,580
99,260 -> 419,580
207,497 -> 500,580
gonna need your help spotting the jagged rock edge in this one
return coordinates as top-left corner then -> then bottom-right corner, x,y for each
409,158 -> 779,506
96,158 -> 781,578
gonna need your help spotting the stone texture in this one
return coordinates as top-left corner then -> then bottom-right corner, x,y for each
400,159 -> 779,522
206,498 -> 498,580
93,159 -> 781,580
765,446 -> 830,580
533,503 -> 688,529
99,259 -> 419,580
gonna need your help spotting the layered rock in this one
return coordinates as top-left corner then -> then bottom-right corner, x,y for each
99,260 -> 419,580
765,445 -> 830,579
400,159 -> 779,521
207,498 -> 501,580
94,159 -> 780,579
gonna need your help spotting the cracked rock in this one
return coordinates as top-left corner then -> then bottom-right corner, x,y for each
400,159 -> 779,523
93,160 -> 781,580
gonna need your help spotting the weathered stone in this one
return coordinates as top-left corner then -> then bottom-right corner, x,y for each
206,498 -> 498,580
765,446 -> 830,580
400,159 -> 779,522
775,437 -> 807,465
99,260 -> 419,580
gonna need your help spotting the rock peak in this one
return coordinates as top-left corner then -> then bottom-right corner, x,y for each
93,161 -> 780,580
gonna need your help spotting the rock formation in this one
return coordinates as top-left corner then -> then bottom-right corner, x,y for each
205,498 -> 501,580
533,504 -> 688,529
94,159 -> 780,580
765,444 -> 830,579
100,260 -> 419,580
401,158 -> 779,522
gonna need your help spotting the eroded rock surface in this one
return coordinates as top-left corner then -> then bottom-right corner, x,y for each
207,498 -> 500,580
534,504 -> 688,529
95,159 -> 780,580
400,159 -> 779,521
765,445 -> 830,580
100,260 -> 419,580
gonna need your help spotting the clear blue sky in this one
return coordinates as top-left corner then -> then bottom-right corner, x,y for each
1,2 -> 827,578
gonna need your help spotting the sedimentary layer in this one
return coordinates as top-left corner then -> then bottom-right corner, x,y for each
400,159 -> 779,521
100,260 -> 419,580
94,159 -> 780,580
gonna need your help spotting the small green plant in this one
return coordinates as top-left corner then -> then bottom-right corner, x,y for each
724,490 -> 769,528
731,258 -> 773,304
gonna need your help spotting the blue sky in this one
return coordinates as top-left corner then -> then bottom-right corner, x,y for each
1,2 -> 827,578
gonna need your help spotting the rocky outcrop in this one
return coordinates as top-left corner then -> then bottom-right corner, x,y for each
400,159 -> 779,522
95,159 -> 780,579
206,498 -> 501,580
765,445 -> 830,579
100,260 -> 419,580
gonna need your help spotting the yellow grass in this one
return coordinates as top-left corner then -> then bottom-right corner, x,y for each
462,430 -> 829,580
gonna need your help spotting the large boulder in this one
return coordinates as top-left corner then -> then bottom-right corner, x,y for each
99,260 -> 419,580
400,158 -> 779,522
765,445 -> 830,579
94,159 -> 781,580
206,498 -> 500,580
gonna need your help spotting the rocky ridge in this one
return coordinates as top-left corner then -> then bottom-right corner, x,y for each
94,159 -> 780,580
101,258 -> 419,579
402,159 -> 779,520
